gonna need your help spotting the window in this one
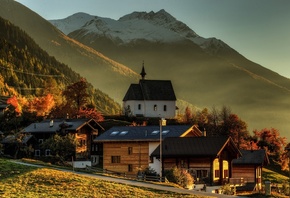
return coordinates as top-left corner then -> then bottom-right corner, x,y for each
154,104 -> 157,111
215,170 -> 220,178
35,150 -> 40,156
128,164 -> 133,172
111,156 -> 121,163
138,104 -> 141,110
38,139 -> 43,144
110,131 -> 119,136
92,144 -> 98,151
163,105 -> 167,111
224,170 -> 229,178
196,170 -> 208,179
45,149 -> 51,156
120,131 -> 128,136
128,147 -> 133,155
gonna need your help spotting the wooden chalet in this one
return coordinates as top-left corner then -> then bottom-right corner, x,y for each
150,136 -> 241,185
21,118 -> 104,164
232,149 -> 269,191
94,125 -> 202,175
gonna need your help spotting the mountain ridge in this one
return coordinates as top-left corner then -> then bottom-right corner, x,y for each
50,9 -> 290,139
1,1 -> 290,140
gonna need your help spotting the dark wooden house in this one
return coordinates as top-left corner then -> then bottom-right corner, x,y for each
151,136 -> 241,185
232,149 -> 269,191
21,118 -> 104,164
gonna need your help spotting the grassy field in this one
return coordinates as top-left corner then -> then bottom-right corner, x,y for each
0,158 -> 208,198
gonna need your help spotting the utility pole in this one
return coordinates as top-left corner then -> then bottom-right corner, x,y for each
159,118 -> 166,182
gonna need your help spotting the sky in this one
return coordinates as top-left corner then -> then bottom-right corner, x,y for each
15,0 -> 290,78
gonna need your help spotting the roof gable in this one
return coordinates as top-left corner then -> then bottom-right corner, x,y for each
94,125 -> 197,142
123,80 -> 176,101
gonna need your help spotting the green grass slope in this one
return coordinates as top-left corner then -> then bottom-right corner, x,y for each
0,158 -> 204,198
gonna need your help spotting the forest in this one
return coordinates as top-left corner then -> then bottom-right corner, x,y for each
0,16 -> 121,115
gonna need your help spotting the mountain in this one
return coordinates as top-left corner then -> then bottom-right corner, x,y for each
0,16 -> 120,115
50,10 -> 290,138
0,0 -> 140,103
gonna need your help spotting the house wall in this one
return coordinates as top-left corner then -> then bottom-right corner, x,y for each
149,142 -> 161,174
103,142 -> 149,175
232,165 -> 258,183
123,100 -> 176,118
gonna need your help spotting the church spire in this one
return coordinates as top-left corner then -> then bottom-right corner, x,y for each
140,61 -> 146,80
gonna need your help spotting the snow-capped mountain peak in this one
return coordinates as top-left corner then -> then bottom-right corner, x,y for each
50,12 -> 95,35
49,10 -> 233,54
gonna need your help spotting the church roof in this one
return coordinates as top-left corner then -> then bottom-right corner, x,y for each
123,80 -> 176,101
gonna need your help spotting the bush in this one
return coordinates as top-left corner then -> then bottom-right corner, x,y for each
164,166 -> 194,188
220,184 -> 233,195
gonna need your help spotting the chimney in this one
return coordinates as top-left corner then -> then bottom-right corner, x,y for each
50,120 -> 54,127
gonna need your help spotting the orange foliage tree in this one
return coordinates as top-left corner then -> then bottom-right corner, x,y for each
7,96 -> 22,115
253,128 -> 287,164
26,94 -> 55,116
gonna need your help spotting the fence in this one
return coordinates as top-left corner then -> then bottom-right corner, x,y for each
86,166 -> 167,182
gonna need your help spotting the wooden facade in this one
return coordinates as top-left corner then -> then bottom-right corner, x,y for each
103,142 -> 149,175
95,125 -> 202,175
151,136 -> 241,185
232,150 -> 269,191
21,119 -> 104,162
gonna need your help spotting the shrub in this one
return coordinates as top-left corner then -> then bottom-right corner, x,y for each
220,184 -> 233,195
164,166 -> 194,188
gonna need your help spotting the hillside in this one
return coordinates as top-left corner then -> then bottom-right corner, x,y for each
2,0 -> 290,139
0,16 -> 120,114
0,0 -> 140,102
51,11 -> 290,138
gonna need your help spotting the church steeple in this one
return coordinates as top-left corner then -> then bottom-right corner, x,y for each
140,61 -> 146,80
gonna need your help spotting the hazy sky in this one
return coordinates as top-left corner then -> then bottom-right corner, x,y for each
15,0 -> 290,78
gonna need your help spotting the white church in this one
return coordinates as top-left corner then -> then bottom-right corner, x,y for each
123,64 -> 177,119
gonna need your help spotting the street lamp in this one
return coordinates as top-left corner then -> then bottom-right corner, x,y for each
160,118 -> 166,182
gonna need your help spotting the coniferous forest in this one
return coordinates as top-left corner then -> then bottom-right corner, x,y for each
0,16 -> 121,115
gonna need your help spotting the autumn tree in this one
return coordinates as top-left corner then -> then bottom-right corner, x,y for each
26,94 -> 55,117
253,128 -> 287,164
184,106 -> 193,124
223,114 -> 249,149
41,134 -> 78,162
62,78 -> 89,111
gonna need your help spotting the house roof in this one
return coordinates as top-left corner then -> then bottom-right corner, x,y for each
151,136 -> 241,158
94,125 -> 199,142
233,149 -> 269,166
123,80 -> 176,101
1,134 -> 34,144
22,118 -> 103,134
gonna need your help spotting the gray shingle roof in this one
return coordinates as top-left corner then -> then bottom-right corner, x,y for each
1,134 -> 33,144
94,125 -> 193,142
22,118 -> 96,133
151,136 -> 240,157
233,149 -> 269,165
123,80 -> 176,101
